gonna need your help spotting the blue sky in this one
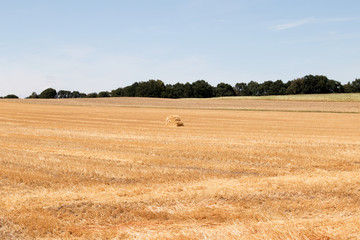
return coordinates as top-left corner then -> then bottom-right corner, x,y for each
1,0 -> 360,97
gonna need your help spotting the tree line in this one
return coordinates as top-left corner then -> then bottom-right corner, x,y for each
2,75 -> 360,99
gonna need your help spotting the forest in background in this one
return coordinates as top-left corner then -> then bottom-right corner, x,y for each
2,75 -> 360,99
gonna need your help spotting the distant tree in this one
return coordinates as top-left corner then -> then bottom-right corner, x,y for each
234,83 -> 250,96
326,80 -> 343,93
182,82 -> 193,98
268,80 -> 287,95
260,81 -> 273,95
235,80 -> 287,96
343,79 -> 360,93
191,80 -> 214,98
343,82 -> 353,93
4,94 -> 19,99
286,75 -> 342,95
163,84 -> 175,98
301,75 -> 317,93
111,88 -> 123,97
286,75 -> 317,94
351,79 -> 360,92
39,88 -> 57,98
58,90 -> 72,98
215,83 -> 236,97
247,81 -> 261,96
27,92 -> 39,99
286,78 -> 303,94
176,82 -> 192,98
123,82 -> 139,97
98,91 -> 110,98
163,82 -> 193,98
19,76 -> 353,101
135,79 -> 165,98
71,91 -> 81,98
86,92 -> 98,98
303,75 -> 330,94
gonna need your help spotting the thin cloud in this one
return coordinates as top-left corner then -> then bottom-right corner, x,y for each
320,17 -> 360,23
270,18 -> 313,31
270,17 -> 359,31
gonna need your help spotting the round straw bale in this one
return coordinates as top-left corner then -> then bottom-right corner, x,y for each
165,115 -> 184,127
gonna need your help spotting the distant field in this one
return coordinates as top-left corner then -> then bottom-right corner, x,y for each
220,93 -> 360,102
3,94 -> 360,113
1,99 -> 360,239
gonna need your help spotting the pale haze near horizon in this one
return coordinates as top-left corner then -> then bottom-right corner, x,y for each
1,0 -> 359,98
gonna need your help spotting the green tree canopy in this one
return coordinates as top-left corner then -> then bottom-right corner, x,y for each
215,83 -> 235,97
98,91 -> 110,98
58,90 -> 71,98
350,79 -> 360,92
111,88 -> 123,97
86,92 -> 98,98
8,74 -> 356,100
39,88 -> 57,98
122,82 -> 139,97
235,83 -> 250,96
27,92 -> 39,99
268,80 -> 287,95
4,94 -> 19,99
191,80 -> 214,98
247,81 -> 261,96
135,80 -> 165,98
164,82 -> 193,98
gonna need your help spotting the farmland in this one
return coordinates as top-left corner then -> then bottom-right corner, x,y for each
220,93 -> 360,102
1,98 -> 360,239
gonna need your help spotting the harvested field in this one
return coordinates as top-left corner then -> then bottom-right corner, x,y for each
0,98 -> 360,239
221,93 -> 360,102
5,96 -> 360,113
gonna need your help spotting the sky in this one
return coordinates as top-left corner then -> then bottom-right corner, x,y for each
1,0 -> 360,97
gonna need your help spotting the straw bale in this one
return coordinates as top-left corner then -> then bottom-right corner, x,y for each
165,115 -> 184,127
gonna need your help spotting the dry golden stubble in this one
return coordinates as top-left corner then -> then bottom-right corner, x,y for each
0,100 -> 360,239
